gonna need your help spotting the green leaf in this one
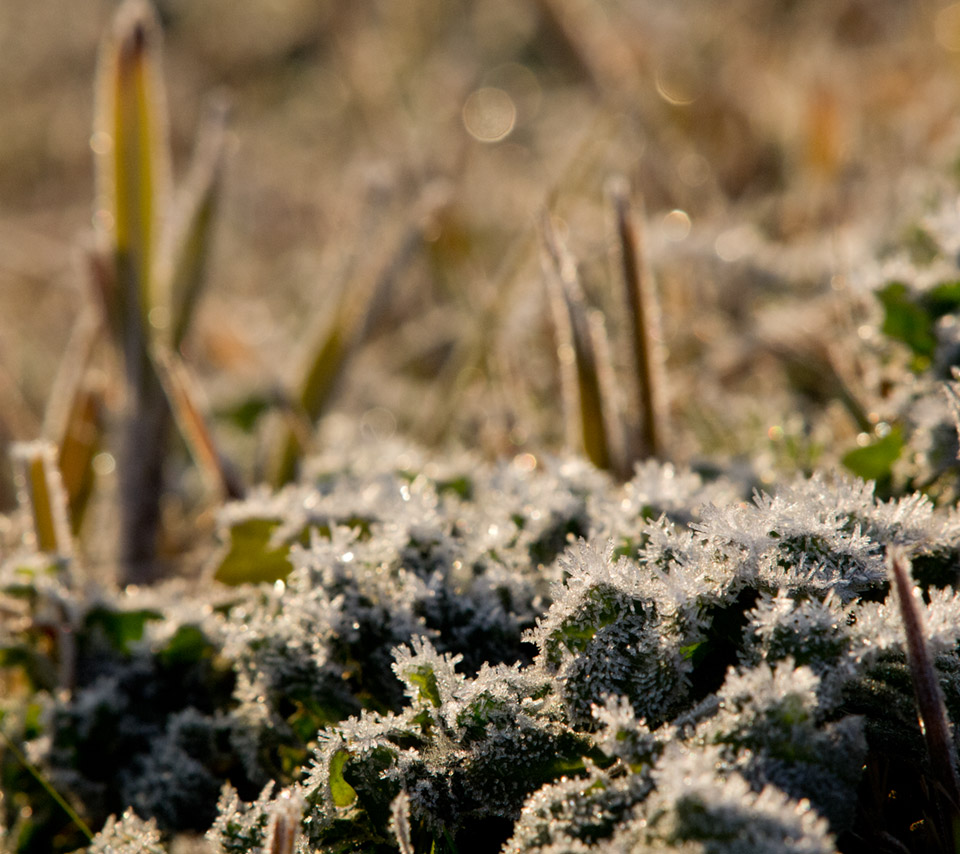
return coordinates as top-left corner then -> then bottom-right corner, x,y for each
877,282 -> 936,360
842,427 -> 904,482
329,749 -> 358,807
158,624 -> 209,667
922,280 -> 960,319
162,95 -> 228,349
218,393 -> 275,432
213,518 -> 293,586
85,606 -> 163,654
95,0 -> 172,324
408,665 -> 442,708
901,225 -> 940,266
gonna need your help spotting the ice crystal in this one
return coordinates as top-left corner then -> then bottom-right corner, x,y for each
89,809 -> 165,854
692,661 -> 866,831
391,636 -> 465,710
527,541 -> 691,727
205,783 -> 278,854
503,768 -> 653,854
693,474 -> 898,602
743,591 -> 850,675
590,695 -> 659,769
643,744 -> 838,854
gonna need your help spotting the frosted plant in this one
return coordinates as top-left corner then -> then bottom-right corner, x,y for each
88,808 -> 165,854
526,541 -> 692,727
503,767 -> 653,854
6,430 -> 960,852
590,695 -> 660,770
206,782 -> 280,854
640,744 -> 839,854
742,590 -> 851,678
693,474 -> 894,602
693,660 -> 866,832
300,637 -> 589,850
391,636 -> 466,710
589,460 -> 743,554
848,584 -> 960,666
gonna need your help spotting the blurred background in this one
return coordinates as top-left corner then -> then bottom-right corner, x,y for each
5,0 -> 960,509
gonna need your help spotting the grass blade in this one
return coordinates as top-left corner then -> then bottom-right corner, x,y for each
153,345 -> 245,501
42,308 -> 105,534
888,549 -> 960,826
53,380 -> 105,536
607,178 -> 667,462
541,213 -> 623,474
269,196 -> 434,488
10,441 -> 73,559
269,304 -> 350,488
94,0 -> 173,582
94,0 -> 171,332
0,726 -> 94,843
158,95 -> 230,350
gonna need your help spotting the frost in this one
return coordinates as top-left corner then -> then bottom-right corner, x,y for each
205,783 -> 278,854
527,541 -> 691,727
692,661 -> 866,832
642,744 -> 839,854
743,591 -> 850,676
590,695 -> 659,769
89,809 -> 165,854
504,768 -> 652,854
6,438 -> 960,852
694,474 -> 894,601
391,635 -> 465,709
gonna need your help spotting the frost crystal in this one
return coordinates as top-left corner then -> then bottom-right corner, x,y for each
644,744 -> 838,854
89,809 -> 165,854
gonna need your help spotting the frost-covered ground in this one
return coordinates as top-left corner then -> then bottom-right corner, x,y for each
6,2 -> 960,853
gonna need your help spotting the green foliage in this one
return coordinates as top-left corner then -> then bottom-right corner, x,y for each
877,280 -> 960,370
842,426 -> 904,483
213,518 -> 292,586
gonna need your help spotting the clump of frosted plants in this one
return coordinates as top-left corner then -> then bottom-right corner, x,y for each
6,436 -> 960,853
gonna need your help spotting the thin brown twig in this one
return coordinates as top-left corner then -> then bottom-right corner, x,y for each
888,548 -> 960,819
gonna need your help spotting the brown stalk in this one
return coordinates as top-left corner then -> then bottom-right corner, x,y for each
152,346 -> 245,501
607,177 -> 667,462
888,549 -> 960,820
541,213 -> 624,475
94,0 -> 173,584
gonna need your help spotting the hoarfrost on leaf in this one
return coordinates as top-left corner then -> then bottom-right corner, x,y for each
89,809 -> 166,854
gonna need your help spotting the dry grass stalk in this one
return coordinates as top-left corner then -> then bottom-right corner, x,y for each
888,549 -> 960,830
94,0 -> 172,583
541,213 -> 622,474
152,346 -> 244,501
263,790 -> 303,854
10,440 -> 73,559
156,95 -> 229,351
607,177 -> 667,462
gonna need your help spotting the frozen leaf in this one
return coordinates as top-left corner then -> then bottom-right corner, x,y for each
90,809 -> 166,854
